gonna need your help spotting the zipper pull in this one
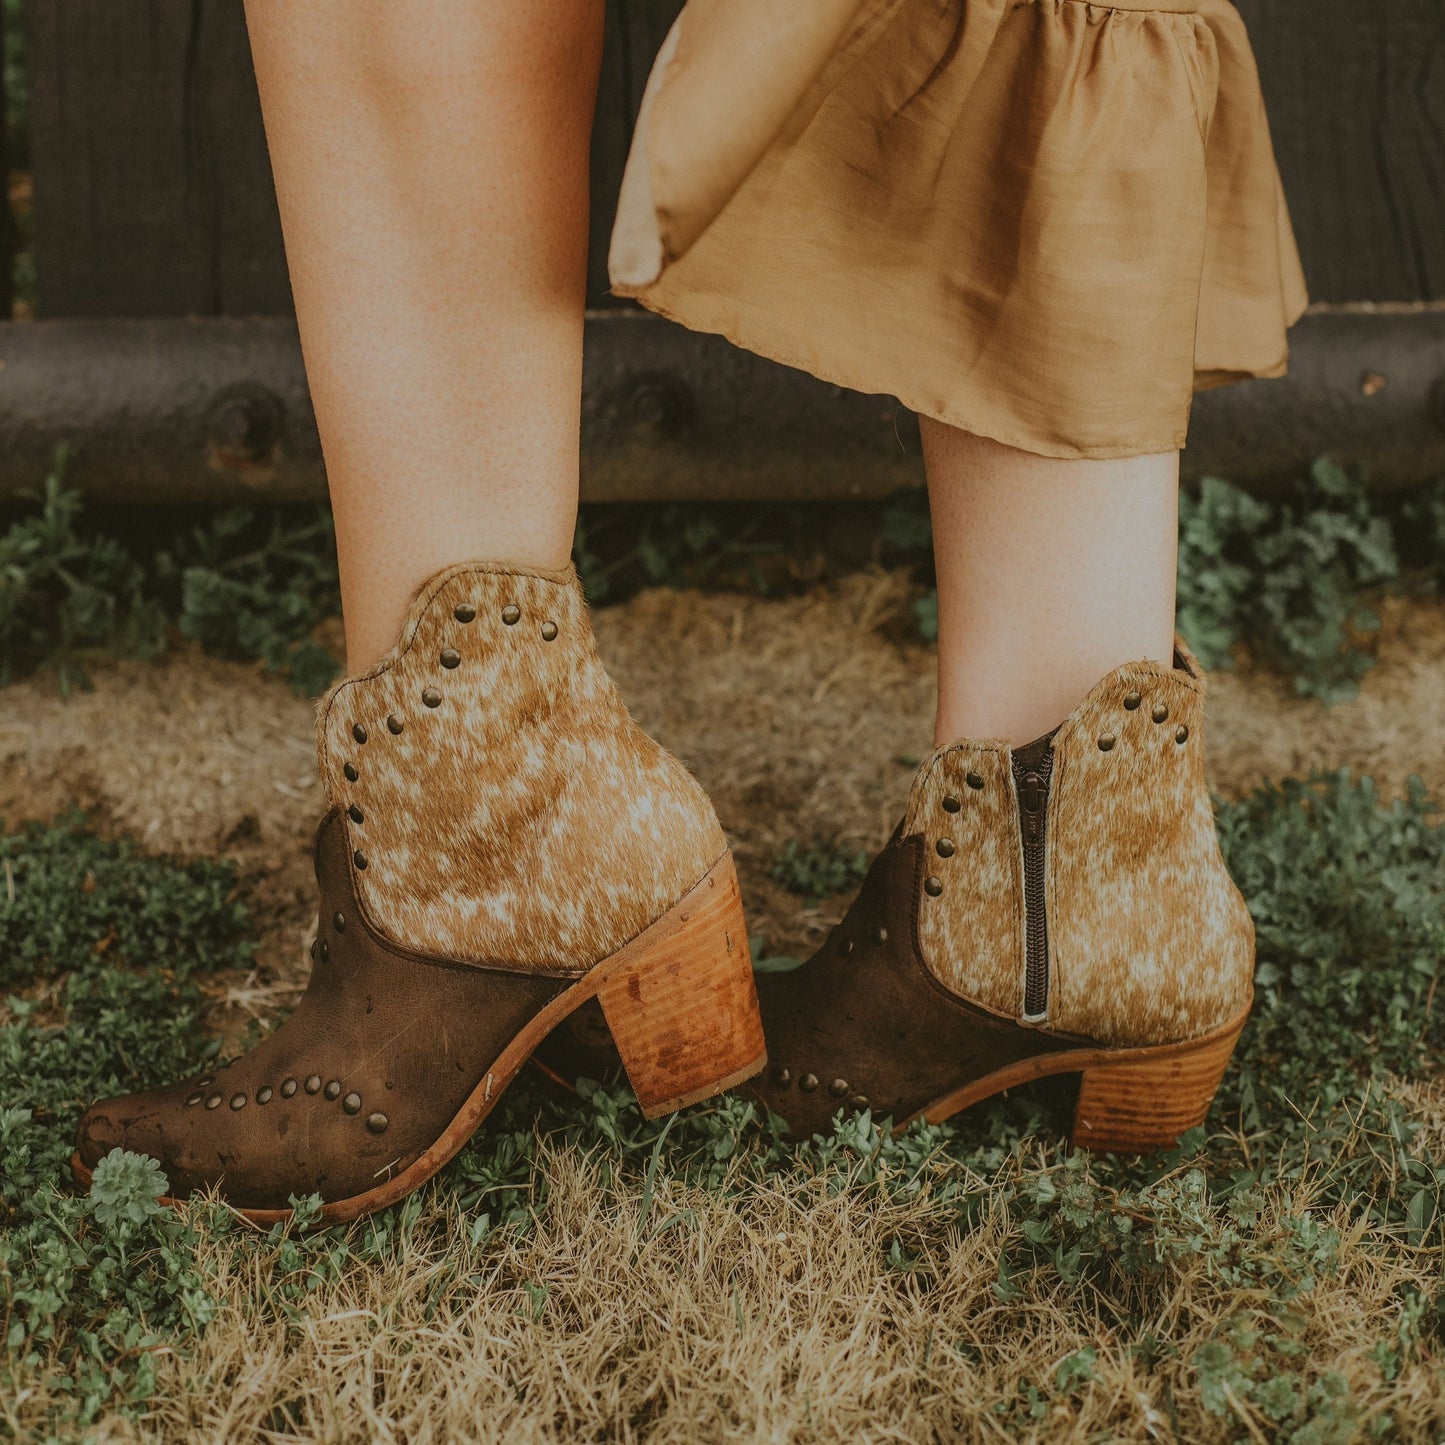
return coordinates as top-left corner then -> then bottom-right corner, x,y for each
1020,771 -> 1045,845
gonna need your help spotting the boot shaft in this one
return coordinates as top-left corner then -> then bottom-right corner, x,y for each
316,562 -> 727,973
904,642 -> 1254,1046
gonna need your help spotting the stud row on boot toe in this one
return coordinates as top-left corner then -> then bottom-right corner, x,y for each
185,1074 -> 389,1134
769,1064 -> 868,1110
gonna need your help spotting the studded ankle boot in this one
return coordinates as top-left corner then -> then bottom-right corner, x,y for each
749,641 -> 1254,1151
73,561 -> 765,1222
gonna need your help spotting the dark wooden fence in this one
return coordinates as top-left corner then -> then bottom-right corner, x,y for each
21,0 -> 686,320
4,0 -> 1444,502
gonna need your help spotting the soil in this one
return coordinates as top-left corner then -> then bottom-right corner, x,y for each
2,574 -> 1442,1024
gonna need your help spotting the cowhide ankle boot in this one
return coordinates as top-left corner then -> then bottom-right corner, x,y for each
749,641 -> 1254,1152
73,561 -> 764,1222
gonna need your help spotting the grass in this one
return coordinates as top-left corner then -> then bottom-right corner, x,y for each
768,838 -> 869,904
3,459 -> 1444,702
1,771 -> 1442,1440
1,451 -> 1443,1436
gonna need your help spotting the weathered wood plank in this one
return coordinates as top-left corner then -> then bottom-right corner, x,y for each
25,0 -> 288,317
5,310 -> 1443,503
1233,0 -> 1445,303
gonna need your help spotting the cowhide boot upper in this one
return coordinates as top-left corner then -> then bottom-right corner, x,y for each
75,562 -> 762,1220
312,561 -> 725,971
749,640 -> 1255,1146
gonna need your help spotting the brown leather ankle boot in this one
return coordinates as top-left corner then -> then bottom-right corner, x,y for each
73,561 -> 765,1222
749,641 -> 1253,1151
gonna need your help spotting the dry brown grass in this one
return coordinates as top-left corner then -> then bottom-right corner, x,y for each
11,1131 -> 1445,1443
3,576 -> 1444,1441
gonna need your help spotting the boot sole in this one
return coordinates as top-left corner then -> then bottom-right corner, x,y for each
71,850 -> 766,1225
903,999 -> 1252,1152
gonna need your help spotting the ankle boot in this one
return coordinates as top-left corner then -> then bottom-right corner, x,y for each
73,562 -> 765,1222
749,641 -> 1253,1150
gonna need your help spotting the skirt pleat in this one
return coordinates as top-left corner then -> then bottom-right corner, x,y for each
609,0 -> 1308,461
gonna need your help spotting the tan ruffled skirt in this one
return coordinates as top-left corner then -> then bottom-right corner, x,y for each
609,0 -> 1308,461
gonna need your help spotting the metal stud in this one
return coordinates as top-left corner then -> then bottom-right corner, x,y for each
454,603 -> 476,624
348,804 -> 364,825
924,876 -> 943,897
367,1112 -> 390,1134
229,1093 -> 247,1111
256,1086 -> 273,1105
1098,733 -> 1117,752
305,1075 -> 322,1095
186,1092 -> 202,1107
196,1075 -> 215,1087
873,926 -> 889,945
1152,703 -> 1170,724
387,714 -> 405,735
342,1092 -> 362,1115
324,1080 -> 342,1101
828,1078 -> 849,1098
206,1093 -> 222,1109
1124,691 -> 1143,711
943,795 -> 962,813
440,648 -> 461,670
1176,725 -> 1190,744
319,940 -> 330,963
333,911 -> 346,932
352,724 -> 367,744
502,605 -> 521,626
343,763 -> 360,782
849,1095 -> 869,1110
936,838 -> 956,858
771,1066 -> 792,1088
540,621 -> 559,642
353,851 -> 368,871
966,771 -> 986,790
310,940 -> 318,962
842,939 -> 855,956
422,687 -> 442,708
799,1074 -> 820,1093
281,1078 -> 298,1098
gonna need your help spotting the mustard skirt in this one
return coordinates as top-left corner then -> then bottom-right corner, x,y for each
609,0 -> 1308,461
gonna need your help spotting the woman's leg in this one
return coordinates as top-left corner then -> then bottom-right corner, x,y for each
749,424 -> 1246,1152
244,0 -> 605,669
78,2 -> 768,1219
921,420 -> 1180,746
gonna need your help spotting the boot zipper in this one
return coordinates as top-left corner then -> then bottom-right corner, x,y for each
1011,735 -> 1055,1022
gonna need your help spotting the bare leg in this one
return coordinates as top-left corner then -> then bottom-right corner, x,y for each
921,421 -> 1179,746
244,0 -> 605,669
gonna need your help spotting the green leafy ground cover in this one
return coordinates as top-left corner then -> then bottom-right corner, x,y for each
768,839 -> 869,904
908,460 -> 1444,704
3,462 -> 1443,703
1,772 -> 1441,1438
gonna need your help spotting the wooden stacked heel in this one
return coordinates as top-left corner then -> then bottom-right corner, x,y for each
1070,1007 -> 1248,1153
597,853 -> 766,1117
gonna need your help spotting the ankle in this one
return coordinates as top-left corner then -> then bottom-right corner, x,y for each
933,632 -> 1180,746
